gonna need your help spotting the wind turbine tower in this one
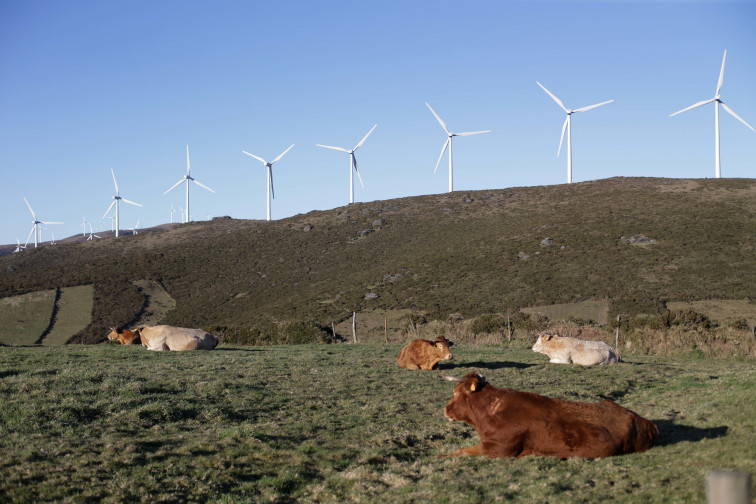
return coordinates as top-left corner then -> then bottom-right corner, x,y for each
164,145 -> 215,223
669,50 -> 754,178
242,144 -> 295,221
317,125 -> 377,204
426,103 -> 491,192
23,197 -> 62,248
103,168 -> 142,238
536,82 -> 613,184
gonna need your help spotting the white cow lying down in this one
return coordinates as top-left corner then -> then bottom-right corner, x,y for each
532,332 -> 619,365
137,325 -> 219,351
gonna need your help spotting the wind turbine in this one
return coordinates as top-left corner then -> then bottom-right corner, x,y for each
426,102 -> 491,193
23,197 -> 62,248
242,143 -> 295,221
14,238 -> 26,253
129,220 -> 140,235
669,50 -> 754,178
317,125 -> 377,204
164,145 -> 215,223
103,168 -> 142,238
87,223 -> 101,240
170,204 -> 177,224
80,216 -> 89,237
536,82 -> 613,184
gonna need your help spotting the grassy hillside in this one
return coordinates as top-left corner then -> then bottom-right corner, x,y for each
0,343 -> 753,502
0,177 -> 754,344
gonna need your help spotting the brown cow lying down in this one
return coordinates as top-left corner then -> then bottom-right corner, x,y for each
136,325 -> 219,351
532,332 -> 619,365
107,327 -> 141,345
397,336 -> 454,370
442,372 -> 657,458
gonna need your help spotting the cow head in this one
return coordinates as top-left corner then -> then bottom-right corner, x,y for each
532,331 -> 554,353
442,372 -> 486,423
106,327 -> 122,342
434,336 -> 454,361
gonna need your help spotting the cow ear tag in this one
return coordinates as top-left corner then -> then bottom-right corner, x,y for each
470,383 -> 476,392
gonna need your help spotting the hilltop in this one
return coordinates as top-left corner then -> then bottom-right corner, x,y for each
1,177 -> 754,344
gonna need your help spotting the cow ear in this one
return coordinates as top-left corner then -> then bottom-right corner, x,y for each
544,333 -> 553,341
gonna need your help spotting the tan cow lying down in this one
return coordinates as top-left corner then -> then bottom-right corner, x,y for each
137,325 -> 219,351
397,336 -> 453,370
107,327 -> 141,345
532,332 -> 619,365
442,372 -> 658,458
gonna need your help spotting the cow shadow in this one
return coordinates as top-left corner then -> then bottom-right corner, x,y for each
653,419 -> 728,447
442,360 -> 537,371
214,347 -> 263,352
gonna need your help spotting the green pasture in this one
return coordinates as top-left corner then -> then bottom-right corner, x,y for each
0,290 -> 56,345
41,285 -> 94,346
0,343 -> 753,503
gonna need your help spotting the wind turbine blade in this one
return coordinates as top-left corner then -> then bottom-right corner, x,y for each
456,130 -> 492,136
242,151 -> 268,165
111,168 -> 119,194
558,116 -> 569,157
353,154 -> 365,189
163,179 -> 185,194
193,179 -> 216,193
426,102 -> 450,135
720,102 -> 755,131
41,221 -> 63,225
434,138 -> 450,174
716,49 -> 727,96
103,201 -> 116,219
536,81 -> 568,112
669,98 -> 716,117
186,145 -> 191,174
574,100 -> 613,113
354,124 -> 377,150
23,197 -> 36,219
269,166 -> 275,199
25,226 -> 35,247
121,198 -> 143,207
316,144 -> 350,153
271,143 -> 295,164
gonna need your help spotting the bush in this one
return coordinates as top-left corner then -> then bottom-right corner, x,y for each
470,314 -> 504,335
729,317 -> 752,331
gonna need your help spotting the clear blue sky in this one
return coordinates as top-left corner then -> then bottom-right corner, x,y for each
1,0 -> 754,245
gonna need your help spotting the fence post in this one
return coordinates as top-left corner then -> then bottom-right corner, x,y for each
352,312 -> 357,343
507,315 -> 512,343
384,317 -> 388,343
615,315 -> 620,350
706,471 -> 751,504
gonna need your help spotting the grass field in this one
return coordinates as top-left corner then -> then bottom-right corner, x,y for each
0,290 -> 56,346
41,285 -> 94,346
1,343 -> 753,503
521,300 -> 610,325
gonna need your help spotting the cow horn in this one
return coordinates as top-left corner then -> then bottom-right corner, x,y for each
475,370 -> 486,382
441,375 -> 465,383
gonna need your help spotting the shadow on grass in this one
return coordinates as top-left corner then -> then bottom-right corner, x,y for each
442,361 -> 537,371
653,419 -> 728,447
215,347 -> 264,352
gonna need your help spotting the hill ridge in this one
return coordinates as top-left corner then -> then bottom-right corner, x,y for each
1,177 -> 754,344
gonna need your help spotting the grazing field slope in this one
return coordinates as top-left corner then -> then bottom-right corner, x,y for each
0,177 -> 754,344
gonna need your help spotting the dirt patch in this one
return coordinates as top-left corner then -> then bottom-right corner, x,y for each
131,280 -> 176,326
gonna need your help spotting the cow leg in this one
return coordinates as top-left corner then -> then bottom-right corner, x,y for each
443,443 -> 486,457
